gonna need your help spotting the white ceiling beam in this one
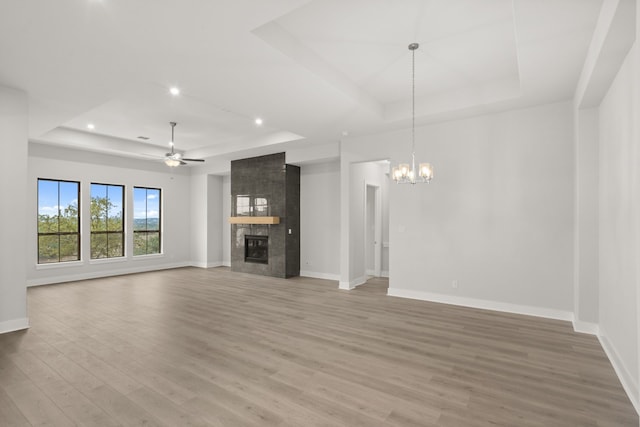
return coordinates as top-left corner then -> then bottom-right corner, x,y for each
574,0 -> 636,109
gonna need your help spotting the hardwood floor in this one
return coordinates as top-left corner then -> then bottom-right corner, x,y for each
0,267 -> 636,426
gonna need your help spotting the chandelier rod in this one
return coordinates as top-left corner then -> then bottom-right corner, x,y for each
411,42 -> 416,157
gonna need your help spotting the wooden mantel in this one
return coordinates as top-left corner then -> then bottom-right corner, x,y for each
228,216 -> 280,225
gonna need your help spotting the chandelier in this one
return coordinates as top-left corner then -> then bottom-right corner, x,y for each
392,43 -> 434,184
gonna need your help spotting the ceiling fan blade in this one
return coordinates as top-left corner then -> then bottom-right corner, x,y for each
179,160 -> 187,165
182,158 -> 205,162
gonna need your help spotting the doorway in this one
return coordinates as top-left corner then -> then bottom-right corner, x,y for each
364,182 -> 382,278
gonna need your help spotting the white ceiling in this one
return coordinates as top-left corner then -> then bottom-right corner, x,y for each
271,0 -> 519,104
0,0 -> 603,165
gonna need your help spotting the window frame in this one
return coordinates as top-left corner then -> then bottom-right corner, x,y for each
132,186 -> 162,256
90,182 -> 125,259
37,178 -> 81,264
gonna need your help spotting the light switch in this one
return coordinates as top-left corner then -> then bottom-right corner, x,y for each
288,229 -> 292,235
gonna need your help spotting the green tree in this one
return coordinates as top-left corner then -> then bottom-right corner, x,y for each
37,202 -> 79,263
91,196 -> 123,258
60,202 -> 79,261
38,214 -> 58,233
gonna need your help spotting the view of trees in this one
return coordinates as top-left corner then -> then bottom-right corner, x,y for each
133,187 -> 161,256
37,179 -> 80,263
90,184 -> 124,259
38,181 -> 161,263
133,228 -> 160,256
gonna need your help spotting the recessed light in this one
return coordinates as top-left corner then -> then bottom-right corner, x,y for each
87,123 -> 95,130
169,87 -> 180,96
255,117 -> 263,126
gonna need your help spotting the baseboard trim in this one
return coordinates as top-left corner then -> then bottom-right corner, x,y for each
27,261 -> 192,287
572,320 -> 599,335
366,270 -> 390,278
0,318 -> 29,334
598,333 -> 640,415
300,271 -> 340,281
339,276 -> 367,290
386,288 -> 574,322
222,261 -> 231,267
192,261 -> 224,269
191,261 -> 208,269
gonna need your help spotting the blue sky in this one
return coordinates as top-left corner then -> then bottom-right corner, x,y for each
38,180 -> 78,216
133,187 -> 160,220
39,181 -> 157,220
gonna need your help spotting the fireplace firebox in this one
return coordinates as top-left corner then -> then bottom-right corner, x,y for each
245,235 -> 268,264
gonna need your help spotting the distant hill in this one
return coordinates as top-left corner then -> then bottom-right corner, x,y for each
133,217 -> 159,230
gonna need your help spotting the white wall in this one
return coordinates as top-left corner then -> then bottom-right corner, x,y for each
573,107 -> 600,331
190,174 -> 208,267
300,160 -> 341,280
597,42 -> 639,405
0,86 -> 28,333
571,0 -> 639,412
191,174 -> 224,268
27,147 -> 192,286
207,175 -> 223,266
381,173 -> 390,276
365,185 -> 375,273
342,101 -> 575,318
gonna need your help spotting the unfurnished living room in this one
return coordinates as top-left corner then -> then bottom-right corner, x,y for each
1,0 -> 640,426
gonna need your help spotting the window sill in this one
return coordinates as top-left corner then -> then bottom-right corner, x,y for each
36,260 -> 83,270
132,253 -> 164,261
89,257 -> 127,265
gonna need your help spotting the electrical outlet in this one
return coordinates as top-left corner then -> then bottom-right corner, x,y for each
452,280 -> 458,289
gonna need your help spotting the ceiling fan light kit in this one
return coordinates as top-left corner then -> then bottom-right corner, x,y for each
164,122 -> 205,167
164,157 -> 182,167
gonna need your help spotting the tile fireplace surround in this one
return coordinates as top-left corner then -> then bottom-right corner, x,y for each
230,152 -> 300,278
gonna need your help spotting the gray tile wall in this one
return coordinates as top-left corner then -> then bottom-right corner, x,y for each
230,153 -> 300,278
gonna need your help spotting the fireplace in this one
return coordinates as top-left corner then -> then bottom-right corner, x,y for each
230,152 -> 300,278
245,235 -> 268,264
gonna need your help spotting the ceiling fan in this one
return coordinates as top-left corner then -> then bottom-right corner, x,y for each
164,122 -> 205,167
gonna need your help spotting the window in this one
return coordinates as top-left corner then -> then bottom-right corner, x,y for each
37,179 -> 80,263
90,183 -> 124,259
233,195 -> 270,216
133,187 -> 161,255
236,195 -> 251,216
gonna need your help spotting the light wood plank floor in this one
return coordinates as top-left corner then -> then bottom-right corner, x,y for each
0,267 -> 636,426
